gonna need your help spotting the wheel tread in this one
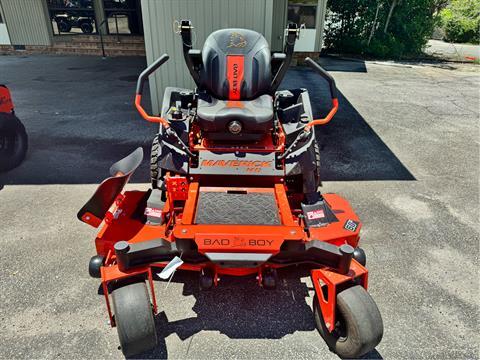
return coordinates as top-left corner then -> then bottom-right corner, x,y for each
150,135 -> 160,188
313,285 -> 383,358
112,282 -> 157,356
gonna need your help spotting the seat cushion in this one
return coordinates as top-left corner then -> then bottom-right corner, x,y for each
197,93 -> 274,135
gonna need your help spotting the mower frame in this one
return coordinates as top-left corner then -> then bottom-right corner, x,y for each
78,20 -> 383,358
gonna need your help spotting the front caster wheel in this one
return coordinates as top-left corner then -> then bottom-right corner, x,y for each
112,282 -> 157,357
313,285 -> 383,358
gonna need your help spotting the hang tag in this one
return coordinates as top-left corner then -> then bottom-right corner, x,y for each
158,256 -> 184,280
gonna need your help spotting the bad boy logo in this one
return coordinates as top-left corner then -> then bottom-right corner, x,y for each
227,32 -> 247,48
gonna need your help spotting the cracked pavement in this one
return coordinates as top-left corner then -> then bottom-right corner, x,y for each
0,55 -> 478,359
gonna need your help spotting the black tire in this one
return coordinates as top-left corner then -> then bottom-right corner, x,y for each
150,135 -> 160,188
313,140 -> 321,188
353,247 -> 367,267
112,282 -> 157,357
80,21 -> 94,34
262,268 -> 277,290
0,112 -> 28,172
88,255 -> 104,278
199,268 -> 214,290
57,19 -> 72,33
313,285 -> 383,358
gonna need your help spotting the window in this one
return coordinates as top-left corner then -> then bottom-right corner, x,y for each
103,0 -> 142,35
46,0 -> 97,35
288,0 -> 318,29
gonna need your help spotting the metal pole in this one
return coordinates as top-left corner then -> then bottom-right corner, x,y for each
115,14 -> 120,43
99,19 -> 106,59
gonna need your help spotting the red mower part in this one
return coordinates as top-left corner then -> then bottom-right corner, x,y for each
311,259 -> 368,332
0,85 -> 14,113
0,113 -> 28,172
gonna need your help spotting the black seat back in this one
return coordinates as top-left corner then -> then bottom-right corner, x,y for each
199,29 -> 271,100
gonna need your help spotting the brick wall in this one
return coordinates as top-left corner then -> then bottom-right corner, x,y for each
0,35 -> 145,57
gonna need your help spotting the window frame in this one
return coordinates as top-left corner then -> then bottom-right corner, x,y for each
46,0 -> 98,36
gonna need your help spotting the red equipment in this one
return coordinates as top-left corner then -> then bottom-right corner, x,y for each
78,21 -> 383,358
0,85 -> 28,172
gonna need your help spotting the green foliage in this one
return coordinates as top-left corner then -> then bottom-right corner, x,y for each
324,0 -> 438,59
440,0 -> 480,43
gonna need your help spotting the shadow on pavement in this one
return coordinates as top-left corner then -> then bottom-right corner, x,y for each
136,267 -> 314,359
286,65 -> 415,181
318,56 -> 368,73
0,55 -> 413,186
132,267 -> 383,359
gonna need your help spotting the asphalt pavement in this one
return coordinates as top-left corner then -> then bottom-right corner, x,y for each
0,55 -> 478,359
426,39 -> 479,62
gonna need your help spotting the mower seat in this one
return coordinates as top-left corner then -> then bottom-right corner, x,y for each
196,28 -> 273,141
197,93 -> 273,141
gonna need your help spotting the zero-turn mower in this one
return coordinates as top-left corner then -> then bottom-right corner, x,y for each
78,21 -> 383,358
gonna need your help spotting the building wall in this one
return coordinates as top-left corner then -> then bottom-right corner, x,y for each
0,0 -> 52,46
315,0 -> 327,51
271,0 -> 288,52
141,0 -> 274,114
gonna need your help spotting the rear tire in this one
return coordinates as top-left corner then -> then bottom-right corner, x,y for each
313,285 -> 383,358
56,19 -> 72,33
313,140 -> 321,188
80,21 -> 93,34
0,112 -> 28,172
112,282 -> 157,357
150,135 -> 160,188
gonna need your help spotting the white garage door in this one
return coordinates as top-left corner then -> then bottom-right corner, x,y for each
0,8 -> 11,45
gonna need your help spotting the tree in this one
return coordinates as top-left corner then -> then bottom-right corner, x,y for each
384,0 -> 401,33
324,0 -> 438,58
440,0 -> 480,43
433,0 -> 450,13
